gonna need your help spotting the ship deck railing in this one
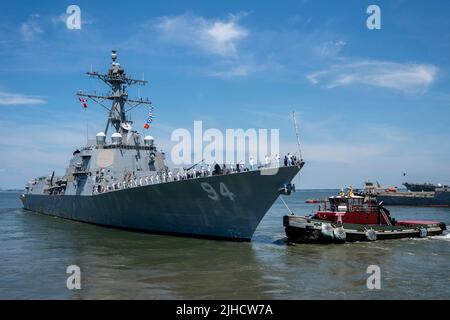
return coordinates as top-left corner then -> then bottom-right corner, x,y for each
100,144 -> 155,151
91,160 -> 300,195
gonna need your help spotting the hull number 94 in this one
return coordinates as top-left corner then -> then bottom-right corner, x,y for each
201,182 -> 235,201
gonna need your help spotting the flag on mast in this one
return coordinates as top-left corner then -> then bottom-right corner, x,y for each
143,110 -> 154,129
78,97 -> 88,108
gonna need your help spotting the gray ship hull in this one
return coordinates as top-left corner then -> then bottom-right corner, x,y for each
377,191 -> 450,207
21,165 -> 301,241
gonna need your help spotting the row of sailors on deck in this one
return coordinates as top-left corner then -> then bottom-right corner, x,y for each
93,153 -> 298,194
240,153 -> 298,169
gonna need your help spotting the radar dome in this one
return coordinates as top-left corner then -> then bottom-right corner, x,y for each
96,132 -> 106,145
111,132 -> 123,145
144,135 -> 154,146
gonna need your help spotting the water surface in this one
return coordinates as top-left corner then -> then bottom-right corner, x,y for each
0,190 -> 449,299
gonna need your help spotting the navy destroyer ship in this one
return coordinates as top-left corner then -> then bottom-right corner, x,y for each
21,51 -> 304,241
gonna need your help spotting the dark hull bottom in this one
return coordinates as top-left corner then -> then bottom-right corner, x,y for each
285,226 -> 445,244
22,166 -> 301,241
23,210 -> 252,242
283,215 -> 446,243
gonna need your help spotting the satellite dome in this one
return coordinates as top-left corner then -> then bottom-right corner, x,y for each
111,132 -> 123,144
144,135 -> 154,146
96,132 -> 106,146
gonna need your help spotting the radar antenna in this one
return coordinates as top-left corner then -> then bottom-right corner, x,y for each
76,50 -> 153,135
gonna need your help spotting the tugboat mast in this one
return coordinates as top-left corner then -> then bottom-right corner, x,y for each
292,111 -> 303,161
77,50 -> 152,136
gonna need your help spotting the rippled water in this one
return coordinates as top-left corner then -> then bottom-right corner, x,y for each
0,190 -> 449,299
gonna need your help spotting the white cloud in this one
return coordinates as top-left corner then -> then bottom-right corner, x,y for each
307,60 -> 437,93
210,63 -> 271,78
209,65 -> 251,78
0,119 -> 98,188
0,92 -> 46,105
315,40 -> 346,57
20,15 -> 43,41
155,13 -> 248,57
51,13 -> 67,25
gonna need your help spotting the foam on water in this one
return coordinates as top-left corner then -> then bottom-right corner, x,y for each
433,232 -> 450,241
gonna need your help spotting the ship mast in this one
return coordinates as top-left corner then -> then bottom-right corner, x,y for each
77,50 -> 152,136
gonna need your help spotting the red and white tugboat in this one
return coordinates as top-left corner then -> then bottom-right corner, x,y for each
283,188 -> 446,243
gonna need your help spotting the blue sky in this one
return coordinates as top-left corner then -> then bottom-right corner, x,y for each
1,0 -> 450,189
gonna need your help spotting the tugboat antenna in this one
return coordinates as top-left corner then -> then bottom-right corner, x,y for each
292,111 -> 303,161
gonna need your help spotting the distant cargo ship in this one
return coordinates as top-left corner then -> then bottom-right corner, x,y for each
403,182 -> 438,192
377,186 -> 450,207
359,181 -> 450,207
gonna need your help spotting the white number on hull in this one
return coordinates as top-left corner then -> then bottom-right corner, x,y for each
201,182 -> 235,201
219,182 -> 235,201
201,182 -> 219,200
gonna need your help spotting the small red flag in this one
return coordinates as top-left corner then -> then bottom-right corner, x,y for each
79,97 -> 88,108
144,123 -> 150,129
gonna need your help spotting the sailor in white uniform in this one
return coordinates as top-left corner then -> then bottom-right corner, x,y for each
275,154 -> 280,167
287,153 -> 292,166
